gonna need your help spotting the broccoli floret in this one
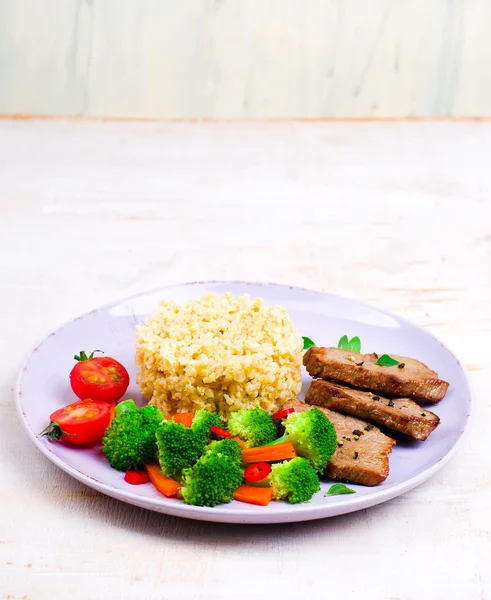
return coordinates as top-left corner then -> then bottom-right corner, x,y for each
205,437 -> 243,463
283,408 -> 337,473
139,404 -> 164,422
192,409 -> 224,443
227,407 -> 278,447
269,457 -> 320,503
156,420 -> 206,479
102,404 -> 163,471
180,439 -> 243,507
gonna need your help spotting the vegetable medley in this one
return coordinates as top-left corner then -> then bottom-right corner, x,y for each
99,401 -> 337,506
40,349 -> 351,508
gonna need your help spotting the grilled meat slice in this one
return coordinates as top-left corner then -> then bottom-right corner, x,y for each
305,379 -> 440,441
303,347 -> 449,402
284,399 -> 395,486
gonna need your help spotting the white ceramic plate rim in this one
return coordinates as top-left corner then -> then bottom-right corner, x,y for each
15,281 -> 473,524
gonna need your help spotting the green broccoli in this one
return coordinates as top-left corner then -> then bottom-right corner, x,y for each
205,437 -> 243,463
102,404 -> 163,471
156,420 -> 206,479
227,407 -> 278,447
283,408 -> 337,472
191,409 -> 224,443
180,439 -> 244,507
269,457 -> 320,503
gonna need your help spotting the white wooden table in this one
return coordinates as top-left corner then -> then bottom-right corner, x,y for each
1,119 -> 490,600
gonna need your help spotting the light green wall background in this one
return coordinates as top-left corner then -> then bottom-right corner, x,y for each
1,0 -> 490,119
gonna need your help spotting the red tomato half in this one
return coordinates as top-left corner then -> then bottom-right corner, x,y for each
43,398 -> 112,445
70,351 -> 129,404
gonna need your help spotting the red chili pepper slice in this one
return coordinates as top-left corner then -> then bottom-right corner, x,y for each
124,470 -> 150,485
210,425 -> 231,438
272,407 -> 295,421
244,462 -> 272,483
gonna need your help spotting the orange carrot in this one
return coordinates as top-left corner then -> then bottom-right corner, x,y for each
234,485 -> 273,506
109,405 -> 116,421
165,413 -> 194,427
232,436 -> 247,449
241,441 -> 297,463
145,464 -> 182,498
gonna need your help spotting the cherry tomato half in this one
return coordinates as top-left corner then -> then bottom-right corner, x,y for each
70,350 -> 129,404
244,462 -> 272,483
41,398 -> 112,445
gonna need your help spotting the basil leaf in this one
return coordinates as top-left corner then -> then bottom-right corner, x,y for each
337,335 -> 361,352
337,335 -> 350,350
303,336 -> 316,350
376,354 -> 400,367
325,483 -> 356,496
347,336 -> 361,353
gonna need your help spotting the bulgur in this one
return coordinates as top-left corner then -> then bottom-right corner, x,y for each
135,293 -> 303,417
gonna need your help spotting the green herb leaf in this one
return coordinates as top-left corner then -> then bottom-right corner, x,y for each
337,335 -> 350,350
325,483 -> 356,496
347,336 -> 361,353
337,335 -> 361,352
376,354 -> 400,367
302,336 -> 316,350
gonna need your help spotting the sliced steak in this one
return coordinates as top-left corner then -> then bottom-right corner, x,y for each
303,347 -> 449,402
284,399 -> 395,486
305,379 -> 440,441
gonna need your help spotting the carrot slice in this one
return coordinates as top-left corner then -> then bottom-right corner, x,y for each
241,441 -> 297,463
234,485 -> 273,506
231,436 -> 247,449
145,464 -> 182,498
165,413 -> 194,428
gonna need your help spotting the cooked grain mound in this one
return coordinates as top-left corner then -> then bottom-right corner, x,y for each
136,293 -> 303,417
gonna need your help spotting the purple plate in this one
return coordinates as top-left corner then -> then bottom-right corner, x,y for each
15,281 -> 471,524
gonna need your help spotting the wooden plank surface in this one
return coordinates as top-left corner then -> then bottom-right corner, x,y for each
0,119 -> 490,599
1,1 -> 491,118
